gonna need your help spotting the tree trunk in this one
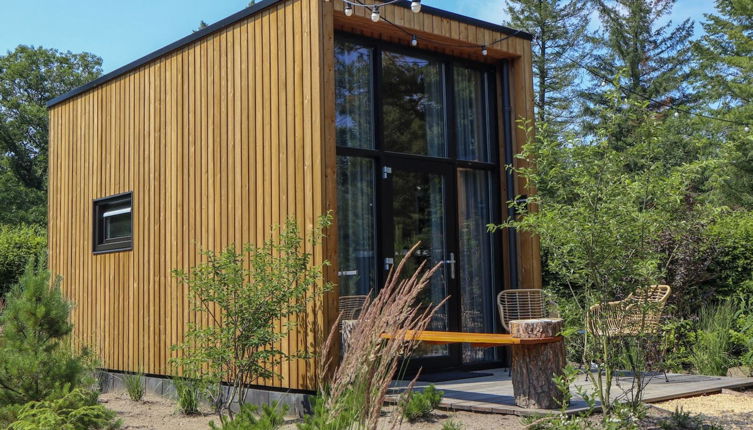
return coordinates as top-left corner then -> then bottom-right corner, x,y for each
511,318 -> 566,409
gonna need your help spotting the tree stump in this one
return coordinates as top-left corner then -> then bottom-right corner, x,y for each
510,318 -> 566,409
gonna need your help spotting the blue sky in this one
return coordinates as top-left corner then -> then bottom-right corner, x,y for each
1,1 -> 716,73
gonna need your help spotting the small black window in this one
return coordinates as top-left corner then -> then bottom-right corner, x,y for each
93,192 -> 133,253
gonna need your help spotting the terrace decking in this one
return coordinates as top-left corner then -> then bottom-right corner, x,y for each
391,369 -> 753,416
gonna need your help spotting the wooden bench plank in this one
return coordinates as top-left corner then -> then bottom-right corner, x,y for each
380,330 -> 562,348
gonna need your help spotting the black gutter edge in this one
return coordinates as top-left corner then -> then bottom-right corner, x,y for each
46,0 -> 532,108
46,0 -> 284,108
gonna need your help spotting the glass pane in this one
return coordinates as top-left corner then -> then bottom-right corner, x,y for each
337,156 -> 377,297
458,169 -> 498,364
104,212 -> 131,240
382,52 -> 446,157
455,66 -> 492,162
393,169 -> 448,357
335,41 -> 374,149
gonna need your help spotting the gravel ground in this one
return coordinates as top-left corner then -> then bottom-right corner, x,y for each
101,389 -> 753,429
653,390 -> 753,430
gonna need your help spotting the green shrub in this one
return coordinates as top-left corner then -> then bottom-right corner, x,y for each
173,377 -> 203,415
441,419 -> 463,430
170,215 -> 332,418
296,392 -> 361,430
122,371 -> 144,402
6,386 -> 120,430
0,224 -> 46,298
0,264 -> 92,405
399,385 -> 444,422
658,407 -> 723,430
210,403 -> 287,430
690,302 -> 736,376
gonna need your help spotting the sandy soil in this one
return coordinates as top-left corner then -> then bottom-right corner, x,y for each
100,392 -> 217,430
101,391 -> 529,430
653,390 -> 753,430
102,389 -> 753,430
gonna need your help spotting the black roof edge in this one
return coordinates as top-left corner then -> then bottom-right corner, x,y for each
46,0 -> 531,108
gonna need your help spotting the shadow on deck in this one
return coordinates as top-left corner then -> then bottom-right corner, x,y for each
389,368 -> 753,416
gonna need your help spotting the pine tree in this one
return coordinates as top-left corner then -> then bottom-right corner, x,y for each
694,0 -> 753,207
0,263 -> 90,405
504,0 -> 590,130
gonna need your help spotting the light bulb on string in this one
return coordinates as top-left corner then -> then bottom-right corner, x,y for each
344,3 -> 353,16
481,46 -> 488,56
411,35 -> 418,47
371,6 -> 380,22
411,0 -> 422,13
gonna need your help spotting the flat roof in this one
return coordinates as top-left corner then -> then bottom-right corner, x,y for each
46,0 -> 532,108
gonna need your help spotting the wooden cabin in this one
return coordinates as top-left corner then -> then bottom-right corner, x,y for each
46,0 -> 541,395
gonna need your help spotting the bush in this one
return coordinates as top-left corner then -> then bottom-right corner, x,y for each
690,302 -> 736,376
658,407 -> 723,430
399,385 -> 444,422
441,419 -> 463,430
122,371 -> 144,402
0,263 -> 92,405
170,215 -> 332,418
210,403 -> 287,430
296,394 -> 360,430
6,386 -> 120,430
173,377 -> 203,415
0,224 -> 46,298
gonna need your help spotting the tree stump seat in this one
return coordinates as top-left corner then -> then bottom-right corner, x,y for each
380,318 -> 567,409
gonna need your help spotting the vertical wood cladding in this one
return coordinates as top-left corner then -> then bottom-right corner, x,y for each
48,0 -> 539,391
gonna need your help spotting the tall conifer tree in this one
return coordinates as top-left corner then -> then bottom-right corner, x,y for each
504,0 -> 590,130
695,0 -> 753,207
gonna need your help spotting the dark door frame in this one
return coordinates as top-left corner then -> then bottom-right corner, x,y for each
335,32 -> 510,373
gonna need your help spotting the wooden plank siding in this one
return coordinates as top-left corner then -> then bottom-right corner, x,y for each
47,0 -> 540,392
48,0 -> 336,391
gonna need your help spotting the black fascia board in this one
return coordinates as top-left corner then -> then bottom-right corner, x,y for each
46,0 -> 531,108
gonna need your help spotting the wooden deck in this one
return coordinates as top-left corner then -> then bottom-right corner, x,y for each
390,368 -> 753,416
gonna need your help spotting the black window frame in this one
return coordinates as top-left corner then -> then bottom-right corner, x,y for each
93,191 -> 133,254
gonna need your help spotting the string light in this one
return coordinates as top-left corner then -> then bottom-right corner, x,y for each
371,6 -> 380,22
411,35 -> 418,46
344,3 -> 353,16
481,46 -> 488,56
411,0 -> 421,13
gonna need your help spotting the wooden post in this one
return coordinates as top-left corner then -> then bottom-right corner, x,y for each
510,318 -> 566,409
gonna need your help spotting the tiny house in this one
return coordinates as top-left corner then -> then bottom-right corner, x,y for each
47,0 -> 541,395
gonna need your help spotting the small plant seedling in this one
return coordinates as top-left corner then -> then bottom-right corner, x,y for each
399,384 -> 444,422
123,369 -> 145,401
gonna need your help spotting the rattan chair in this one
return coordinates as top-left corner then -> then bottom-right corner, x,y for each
587,285 -> 671,337
497,289 -> 557,332
339,295 -> 368,353
497,289 -> 558,376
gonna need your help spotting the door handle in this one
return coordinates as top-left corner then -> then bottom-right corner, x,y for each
384,257 -> 394,271
445,252 -> 456,280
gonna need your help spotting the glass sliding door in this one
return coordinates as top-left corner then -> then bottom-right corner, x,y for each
457,169 -> 499,364
337,157 -> 377,297
389,165 -> 452,358
335,36 -> 503,371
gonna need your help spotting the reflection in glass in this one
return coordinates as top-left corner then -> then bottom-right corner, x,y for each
458,169 -> 498,364
336,41 -> 374,149
337,156 -> 377,296
393,169 -> 448,357
382,51 -> 446,157
455,66 -> 492,162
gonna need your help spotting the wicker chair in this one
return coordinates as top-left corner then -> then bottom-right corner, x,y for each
497,289 -> 557,332
339,295 -> 367,352
497,289 -> 558,376
587,285 -> 671,337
